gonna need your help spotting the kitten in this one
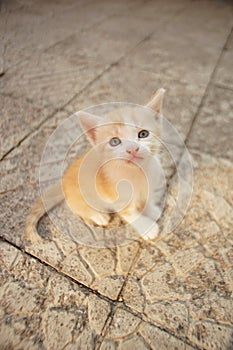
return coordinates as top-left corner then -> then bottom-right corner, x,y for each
25,88 -> 165,243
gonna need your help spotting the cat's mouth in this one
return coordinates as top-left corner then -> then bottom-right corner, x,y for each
126,155 -> 144,164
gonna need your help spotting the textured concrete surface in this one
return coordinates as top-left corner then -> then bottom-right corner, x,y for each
0,0 -> 233,349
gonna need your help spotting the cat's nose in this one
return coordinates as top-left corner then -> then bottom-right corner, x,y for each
126,146 -> 139,154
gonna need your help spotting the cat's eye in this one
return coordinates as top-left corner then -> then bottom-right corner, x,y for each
138,129 -> 149,138
109,137 -> 121,147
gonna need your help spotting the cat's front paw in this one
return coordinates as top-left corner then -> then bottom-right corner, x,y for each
90,213 -> 110,226
142,222 -> 159,240
143,204 -> 161,221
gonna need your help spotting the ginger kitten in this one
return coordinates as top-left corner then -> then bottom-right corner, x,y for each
25,88 -> 166,242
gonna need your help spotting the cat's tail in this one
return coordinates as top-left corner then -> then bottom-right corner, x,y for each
25,183 -> 64,243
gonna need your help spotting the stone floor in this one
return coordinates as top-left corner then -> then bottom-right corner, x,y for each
0,0 -> 233,349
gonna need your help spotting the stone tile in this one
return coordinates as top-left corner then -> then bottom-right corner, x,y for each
99,339 -> 118,350
121,276 -> 146,313
144,301 -> 189,337
190,151 -> 233,208
169,247 -> 205,278
183,257 -> 232,299
190,291 -> 233,325
139,322 -> 188,350
103,307 -> 190,349
44,30 -> 129,68
141,261 -> 184,300
1,0 -> 136,72
0,43 -> 5,76
122,0 -> 233,86
131,243 -> 163,279
61,251 -> 94,285
35,206 -> 137,300
116,241 -> 140,274
201,190 -> 233,231
0,94 -> 51,159
130,0 -> 186,20
188,85 -> 233,160
188,321 -> 233,350
39,0 -> 127,43
156,232 -> 199,257
91,13 -> 159,49
79,246 -> 116,277
0,185 -> 39,245
92,275 -> 125,301
0,47 -> 106,110
214,30 -> 233,90
0,240 -> 112,350
121,334 -> 151,350
120,151 -> 233,347
169,153 -> 233,295
106,308 -> 141,339
0,110 -> 69,192
0,2 -> 52,71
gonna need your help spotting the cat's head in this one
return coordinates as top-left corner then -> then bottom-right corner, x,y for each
77,88 -> 165,167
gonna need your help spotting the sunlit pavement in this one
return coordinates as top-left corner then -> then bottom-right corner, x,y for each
0,0 -> 233,349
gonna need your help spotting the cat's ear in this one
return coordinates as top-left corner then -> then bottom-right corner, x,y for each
146,88 -> 166,114
77,111 -> 102,145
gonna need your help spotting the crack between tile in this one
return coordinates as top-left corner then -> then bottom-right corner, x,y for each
164,26 -> 233,185
0,65 -> 110,161
115,241 -> 143,303
112,302 -> 203,350
0,235 -> 116,305
0,185 -> 24,195
94,303 -> 118,350
0,112 -> 56,162
185,25 -> 233,145
187,145 -> 233,164
2,233 -> 229,349
214,82 -> 233,92
136,332 -> 153,350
